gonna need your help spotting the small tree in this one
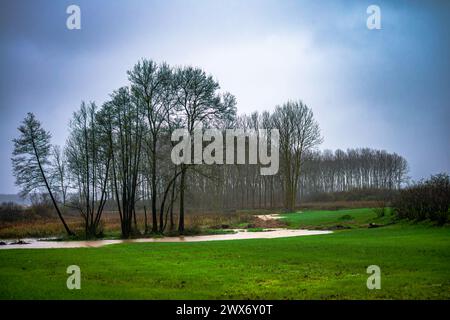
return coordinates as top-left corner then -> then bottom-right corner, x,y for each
12,113 -> 74,235
373,201 -> 387,218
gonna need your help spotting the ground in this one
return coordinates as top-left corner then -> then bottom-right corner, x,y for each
0,208 -> 449,299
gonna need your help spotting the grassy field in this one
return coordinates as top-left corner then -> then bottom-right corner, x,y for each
279,208 -> 394,229
0,208 -> 449,299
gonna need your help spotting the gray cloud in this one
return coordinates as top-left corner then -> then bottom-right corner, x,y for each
1,0 -> 449,193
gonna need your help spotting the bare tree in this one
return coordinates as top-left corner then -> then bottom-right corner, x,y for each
12,113 -> 74,235
65,102 -> 112,238
128,59 -> 174,233
272,101 -> 323,210
51,145 -> 68,205
173,66 -> 236,233
104,88 -> 144,238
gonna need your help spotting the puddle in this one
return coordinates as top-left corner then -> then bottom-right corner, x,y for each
0,228 -> 331,249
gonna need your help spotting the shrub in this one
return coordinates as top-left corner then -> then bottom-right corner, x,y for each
373,201 -> 388,218
0,202 -> 27,222
393,173 -> 450,225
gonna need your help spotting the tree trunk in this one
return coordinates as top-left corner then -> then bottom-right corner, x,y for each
151,139 -> 158,233
178,165 -> 186,234
32,138 -> 74,236
144,206 -> 148,234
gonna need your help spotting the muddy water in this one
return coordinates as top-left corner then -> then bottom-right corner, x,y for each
0,228 -> 331,249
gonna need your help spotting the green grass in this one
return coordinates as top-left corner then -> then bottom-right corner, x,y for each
0,208 -> 449,299
279,208 -> 394,229
247,227 -> 267,232
201,229 -> 236,235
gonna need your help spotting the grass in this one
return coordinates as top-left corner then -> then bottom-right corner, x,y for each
279,208 -> 395,230
246,227 -> 267,232
196,229 -> 236,235
0,208 -> 449,299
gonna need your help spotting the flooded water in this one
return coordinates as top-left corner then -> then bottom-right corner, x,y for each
0,228 -> 332,250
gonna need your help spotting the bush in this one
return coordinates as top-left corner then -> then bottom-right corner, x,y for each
0,202 -> 27,222
373,201 -> 388,218
0,194 -> 59,223
393,173 -> 450,225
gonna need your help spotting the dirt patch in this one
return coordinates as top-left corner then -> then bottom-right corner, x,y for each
252,215 -> 288,228
328,225 -> 352,230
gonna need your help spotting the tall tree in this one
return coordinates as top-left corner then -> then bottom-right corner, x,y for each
65,102 -> 112,238
104,88 -> 144,238
128,59 -> 174,233
12,113 -> 74,235
272,101 -> 323,210
173,66 -> 236,233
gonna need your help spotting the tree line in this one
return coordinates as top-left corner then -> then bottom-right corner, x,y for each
168,140 -> 408,212
11,59 -> 409,238
299,148 -> 408,196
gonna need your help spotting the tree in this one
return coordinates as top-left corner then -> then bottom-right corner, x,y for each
128,59 -> 174,233
272,101 -> 323,210
104,88 -> 145,238
12,113 -> 74,235
173,66 -> 236,233
51,145 -> 68,205
65,102 -> 112,238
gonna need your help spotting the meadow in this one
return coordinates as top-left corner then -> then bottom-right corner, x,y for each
0,207 -> 449,299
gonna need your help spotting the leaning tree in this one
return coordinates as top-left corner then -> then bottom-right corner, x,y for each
11,113 -> 74,235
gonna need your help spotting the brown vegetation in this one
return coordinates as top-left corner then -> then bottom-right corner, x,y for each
0,204 -> 259,239
0,199 -> 388,239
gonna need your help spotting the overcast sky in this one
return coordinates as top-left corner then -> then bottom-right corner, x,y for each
1,0 -> 449,193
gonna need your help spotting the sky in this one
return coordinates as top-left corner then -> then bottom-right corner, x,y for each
0,0 -> 449,193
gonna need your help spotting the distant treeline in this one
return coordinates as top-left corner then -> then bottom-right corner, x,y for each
301,188 -> 399,203
300,148 -> 408,196
179,147 -> 407,212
